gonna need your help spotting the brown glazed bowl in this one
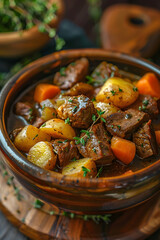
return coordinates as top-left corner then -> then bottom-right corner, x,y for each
0,0 -> 64,58
0,49 -> 160,239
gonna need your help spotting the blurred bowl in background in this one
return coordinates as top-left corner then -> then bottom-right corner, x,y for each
0,0 -> 64,58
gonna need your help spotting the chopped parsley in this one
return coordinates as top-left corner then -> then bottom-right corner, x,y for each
82,166 -> 91,177
111,125 -> 114,128
139,106 -> 142,111
142,105 -> 146,110
119,88 -> 123,92
117,125 -> 121,130
65,117 -> 71,125
32,134 -> 38,140
110,90 -> 116,96
42,104 -> 45,110
142,99 -> 149,106
33,199 -> 44,209
92,97 -> 96,102
141,143 -> 144,148
41,123 -> 46,127
93,148 -> 97,153
59,67 -> 66,76
133,87 -> 138,92
68,99 -> 73,103
86,75 -> 94,84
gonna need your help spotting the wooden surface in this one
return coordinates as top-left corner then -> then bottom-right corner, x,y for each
0,163 -> 160,240
100,4 -> 160,57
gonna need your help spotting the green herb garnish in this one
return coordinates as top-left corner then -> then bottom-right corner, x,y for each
133,87 -> 138,92
96,166 -> 103,178
41,123 -> 46,127
60,67 -> 66,76
92,114 -> 97,122
33,199 -> 44,209
65,117 -> 71,125
110,90 -> 116,96
82,166 -> 91,177
32,134 -> 38,140
142,99 -> 149,106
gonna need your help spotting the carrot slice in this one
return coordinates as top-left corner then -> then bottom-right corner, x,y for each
111,136 -> 136,165
136,73 -> 160,98
155,130 -> 160,146
34,84 -> 60,103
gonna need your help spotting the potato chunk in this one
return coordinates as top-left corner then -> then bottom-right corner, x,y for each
27,141 -> 57,170
14,125 -> 51,153
96,77 -> 139,108
62,158 -> 97,178
40,118 -> 76,140
94,102 -> 119,118
41,107 -> 57,121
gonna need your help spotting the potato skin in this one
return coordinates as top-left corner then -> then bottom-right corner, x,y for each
62,158 -> 97,178
40,118 -> 76,140
14,125 -> 51,153
96,77 -> 139,108
27,141 -> 57,170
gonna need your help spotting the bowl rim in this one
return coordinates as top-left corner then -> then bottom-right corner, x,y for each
0,48 -> 160,190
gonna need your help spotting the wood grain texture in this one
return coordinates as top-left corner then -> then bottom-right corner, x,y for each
100,4 -> 160,57
0,163 -> 160,240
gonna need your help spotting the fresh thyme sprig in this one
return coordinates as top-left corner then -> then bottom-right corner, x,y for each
0,162 -> 111,225
74,109 -> 106,146
0,0 -> 65,50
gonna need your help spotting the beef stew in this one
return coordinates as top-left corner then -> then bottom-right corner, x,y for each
9,58 -> 160,178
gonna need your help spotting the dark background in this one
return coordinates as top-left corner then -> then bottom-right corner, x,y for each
0,1 -> 160,240
64,0 -> 160,42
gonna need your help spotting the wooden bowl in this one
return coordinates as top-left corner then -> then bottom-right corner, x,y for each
0,49 -> 160,239
0,0 -> 64,58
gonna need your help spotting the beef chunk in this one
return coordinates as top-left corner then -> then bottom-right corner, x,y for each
53,58 -> 89,90
52,139 -> 80,168
77,123 -> 114,166
33,117 -> 45,128
90,61 -> 121,87
105,108 -> 149,138
133,120 -> 158,159
57,95 -> 97,129
64,82 -> 94,98
15,102 -> 35,123
128,95 -> 159,118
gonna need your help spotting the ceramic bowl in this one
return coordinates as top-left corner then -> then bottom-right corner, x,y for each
1,49 -> 160,239
0,0 -> 64,58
